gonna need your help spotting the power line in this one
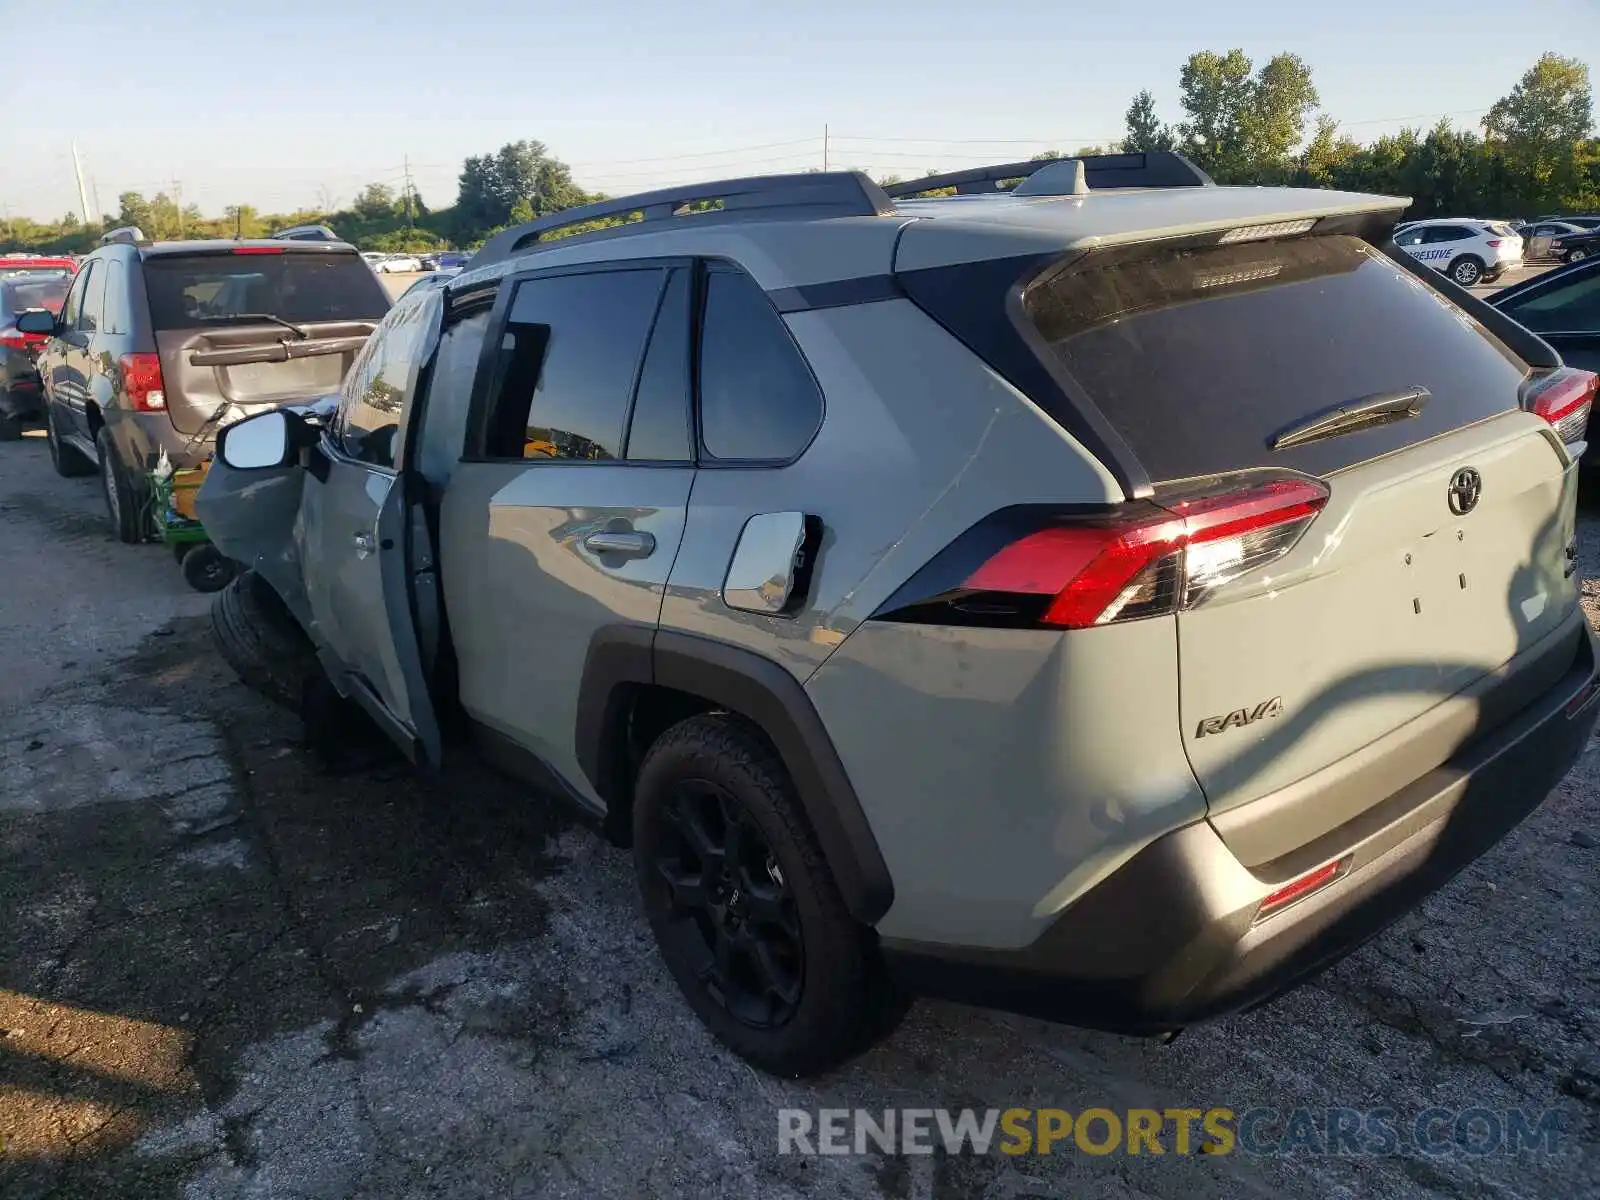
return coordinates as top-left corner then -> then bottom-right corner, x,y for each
567,137 -> 819,168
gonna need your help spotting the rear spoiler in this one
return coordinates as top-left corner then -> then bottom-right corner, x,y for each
883,151 -> 1214,199
187,335 -> 370,367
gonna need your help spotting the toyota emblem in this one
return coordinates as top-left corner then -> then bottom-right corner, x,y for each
1448,467 -> 1482,516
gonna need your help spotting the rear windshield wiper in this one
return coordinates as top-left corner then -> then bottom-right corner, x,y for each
199,312 -> 309,339
1270,387 -> 1430,451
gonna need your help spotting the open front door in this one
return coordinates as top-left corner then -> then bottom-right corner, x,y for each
299,289 -> 443,767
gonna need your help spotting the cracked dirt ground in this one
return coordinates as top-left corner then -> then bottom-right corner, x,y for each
2,432 -> 1598,1200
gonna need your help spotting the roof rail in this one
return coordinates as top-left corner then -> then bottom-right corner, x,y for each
99,225 -> 147,247
882,151 -> 1214,199
466,170 -> 897,271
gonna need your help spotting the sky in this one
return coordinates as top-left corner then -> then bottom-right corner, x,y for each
4,0 -> 1597,223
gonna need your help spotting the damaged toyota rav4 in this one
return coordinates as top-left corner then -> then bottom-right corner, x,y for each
198,153 -> 1600,1076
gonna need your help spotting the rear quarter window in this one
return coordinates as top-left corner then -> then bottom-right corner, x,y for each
1023,235 -> 1528,482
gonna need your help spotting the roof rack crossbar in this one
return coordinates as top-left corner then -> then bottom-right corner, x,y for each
882,151 -> 1214,199
467,170 -> 897,271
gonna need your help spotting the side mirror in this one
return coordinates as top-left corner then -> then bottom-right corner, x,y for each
217,410 -> 293,470
14,309 -> 56,335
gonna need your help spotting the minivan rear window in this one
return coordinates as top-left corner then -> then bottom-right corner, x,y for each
0,276 -> 69,316
1023,235 -> 1528,481
142,252 -> 390,330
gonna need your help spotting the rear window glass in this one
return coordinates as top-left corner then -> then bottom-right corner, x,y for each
1024,235 -> 1527,481
0,266 -> 71,281
0,276 -> 69,315
142,252 -> 390,330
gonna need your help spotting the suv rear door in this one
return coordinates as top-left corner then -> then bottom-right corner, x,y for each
1022,233 -> 1578,851
438,261 -> 697,803
142,246 -> 389,440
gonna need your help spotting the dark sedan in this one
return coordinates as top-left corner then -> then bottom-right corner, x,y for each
1491,255 -> 1600,469
1549,227 -> 1600,264
0,273 -> 71,438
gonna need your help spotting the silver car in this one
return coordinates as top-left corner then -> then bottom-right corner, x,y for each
198,153 -> 1600,1075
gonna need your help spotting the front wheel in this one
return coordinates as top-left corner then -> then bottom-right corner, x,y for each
1449,256 -> 1485,287
633,713 -> 906,1077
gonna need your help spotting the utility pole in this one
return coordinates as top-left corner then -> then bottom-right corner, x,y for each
403,154 -> 414,231
823,124 -> 829,172
71,141 -> 92,225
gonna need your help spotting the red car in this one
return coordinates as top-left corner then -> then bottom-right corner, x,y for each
0,271 -> 72,437
0,254 -> 78,280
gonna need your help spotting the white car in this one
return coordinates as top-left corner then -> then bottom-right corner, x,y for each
360,251 -> 387,269
1392,219 -> 1523,287
376,254 -> 424,274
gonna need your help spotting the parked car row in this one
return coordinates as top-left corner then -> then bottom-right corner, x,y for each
358,250 -> 469,274
174,152 -> 1600,1078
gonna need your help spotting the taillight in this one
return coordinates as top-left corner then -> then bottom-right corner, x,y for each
1524,367 -> 1596,445
119,352 -> 166,411
1486,239 -> 1502,248
875,475 -> 1329,630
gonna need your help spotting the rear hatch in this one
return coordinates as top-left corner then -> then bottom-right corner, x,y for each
143,247 -> 389,437
1021,233 -> 1579,842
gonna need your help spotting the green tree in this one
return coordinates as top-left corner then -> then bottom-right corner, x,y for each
1485,53 -> 1593,211
1176,49 -> 1318,182
116,191 -> 153,232
455,140 -> 589,239
353,183 -> 400,222
1124,90 -> 1175,154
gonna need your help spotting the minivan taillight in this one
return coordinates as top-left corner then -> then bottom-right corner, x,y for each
1525,367 -> 1596,445
876,477 -> 1329,629
119,352 -> 166,411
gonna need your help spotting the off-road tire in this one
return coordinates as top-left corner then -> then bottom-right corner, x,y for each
1449,255 -> 1485,287
45,406 -> 94,476
634,712 -> 907,1076
96,428 -> 146,543
211,570 -> 320,711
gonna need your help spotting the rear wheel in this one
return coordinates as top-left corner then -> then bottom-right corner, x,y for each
96,428 -> 146,543
210,570 -> 319,710
45,406 -> 95,477
633,713 -> 906,1076
1567,247 -> 1590,263
1449,256 -> 1485,287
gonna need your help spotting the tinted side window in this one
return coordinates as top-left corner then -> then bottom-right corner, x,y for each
80,264 -> 106,332
697,267 -> 822,462
1498,266 -> 1600,333
624,267 -> 693,461
416,305 -> 492,486
483,269 -> 664,461
339,295 -> 437,469
1395,227 -> 1426,247
61,263 -> 91,329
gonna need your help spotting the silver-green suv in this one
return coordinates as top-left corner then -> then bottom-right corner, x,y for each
198,152 -> 1600,1076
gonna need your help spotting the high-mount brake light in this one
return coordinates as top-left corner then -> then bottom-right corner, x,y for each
232,247 -> 285,255
1525,367 -> 1596,446
895,477 -> 1331,630
119,353 -> 166,411
1217,219 -> 1316,245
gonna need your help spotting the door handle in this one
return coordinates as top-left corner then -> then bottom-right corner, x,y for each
352,530 -> 376,555
583,530 -> 655,558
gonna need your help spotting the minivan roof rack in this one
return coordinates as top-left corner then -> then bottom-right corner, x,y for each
882,151 -> 1214,199
467,170 -> 897,271
99,225 -> 148,247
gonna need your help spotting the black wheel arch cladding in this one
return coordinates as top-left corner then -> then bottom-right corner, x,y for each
576,626 -> 895,924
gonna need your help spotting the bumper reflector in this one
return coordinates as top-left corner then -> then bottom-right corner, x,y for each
1253,855 -> 1350,924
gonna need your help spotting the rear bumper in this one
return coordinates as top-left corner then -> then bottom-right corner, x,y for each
884,620 -> 1600,1034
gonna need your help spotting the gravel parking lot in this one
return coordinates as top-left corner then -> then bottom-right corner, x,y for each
3,377 -> 1599,1197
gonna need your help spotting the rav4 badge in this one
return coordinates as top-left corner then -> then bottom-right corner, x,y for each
1195,697 -> 1284,738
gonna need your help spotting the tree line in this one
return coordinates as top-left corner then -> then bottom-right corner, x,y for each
1,51 -> 1592,256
